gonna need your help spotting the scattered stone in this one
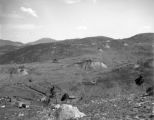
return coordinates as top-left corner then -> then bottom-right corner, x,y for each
124,43 -> 128,46
134,64 -> 140,68
54,104 -> 60,109
0,96 -> 11,103
36,108 -> 55,120
1,105 -> 5,108
40,96 -> 49,102
106,40 -> 110,43
18,102 -> 30,108
92,42 -> 96,45
17,67 -> 29,76
18,112 -> 24,117
98,48 -> 104,52
105,44 -> 110,48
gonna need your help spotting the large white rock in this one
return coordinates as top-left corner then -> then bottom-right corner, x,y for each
57,104 -> 86,120
17,68 -> 28,76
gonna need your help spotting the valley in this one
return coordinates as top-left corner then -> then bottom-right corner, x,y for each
0,33 -> 153,120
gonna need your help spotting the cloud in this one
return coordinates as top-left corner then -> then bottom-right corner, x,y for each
76,25 -> 87,30
64,0 -> 81,4
20,7 -> 38,17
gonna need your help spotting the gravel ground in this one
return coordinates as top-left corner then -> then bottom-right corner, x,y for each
77,94 -> 153,120
0,93 -> 153,120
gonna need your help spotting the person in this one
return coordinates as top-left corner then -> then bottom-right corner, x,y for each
48,85 -> 58,104
61,93 -> 69,101
146,87 -> 154,96
135,75 -> 144,86
49,86 -> 56,98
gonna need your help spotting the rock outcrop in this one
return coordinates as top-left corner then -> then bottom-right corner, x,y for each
75,59 -> 108,71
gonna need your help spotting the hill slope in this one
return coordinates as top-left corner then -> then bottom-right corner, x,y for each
0,45 -> 21,56
0,36 -> 113,64
0,39 -> 23,47
0,39 -> 23,55
27,38 -> 56,45
0,33 -> 153,66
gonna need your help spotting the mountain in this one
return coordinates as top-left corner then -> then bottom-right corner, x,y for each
0,33 -> 153,65
0,39 -> 23,55
124,33 -> 154,42
0,36 -> 113,64
27,38 -> 56,45
0,39 -> 23,47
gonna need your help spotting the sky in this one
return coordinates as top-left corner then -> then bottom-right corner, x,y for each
0,0 -> 154,43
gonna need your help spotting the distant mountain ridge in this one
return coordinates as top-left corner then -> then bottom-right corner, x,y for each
0,33 -> 153,65
0,39 -> 23,47
0,37 -> 56,55
124,33 -> 154,43
0,39 -> 24,55
27,38 -> 56,45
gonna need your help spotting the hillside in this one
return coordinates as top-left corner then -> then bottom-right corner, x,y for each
0,33 -> 153,66
124,33 -> 154,43
0,45 -> 21,56
0,39 -> 23,47
27,38 -> 56,45
0,39 -> 23,55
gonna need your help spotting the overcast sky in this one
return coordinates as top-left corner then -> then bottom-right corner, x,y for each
0,0 -> 154,43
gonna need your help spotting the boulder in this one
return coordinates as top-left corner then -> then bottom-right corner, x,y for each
56,104 -> 86,120
17,68 -> 28,76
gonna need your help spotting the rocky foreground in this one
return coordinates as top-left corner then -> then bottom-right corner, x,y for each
78,94 -> 154,120
0,93 -> 153,120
